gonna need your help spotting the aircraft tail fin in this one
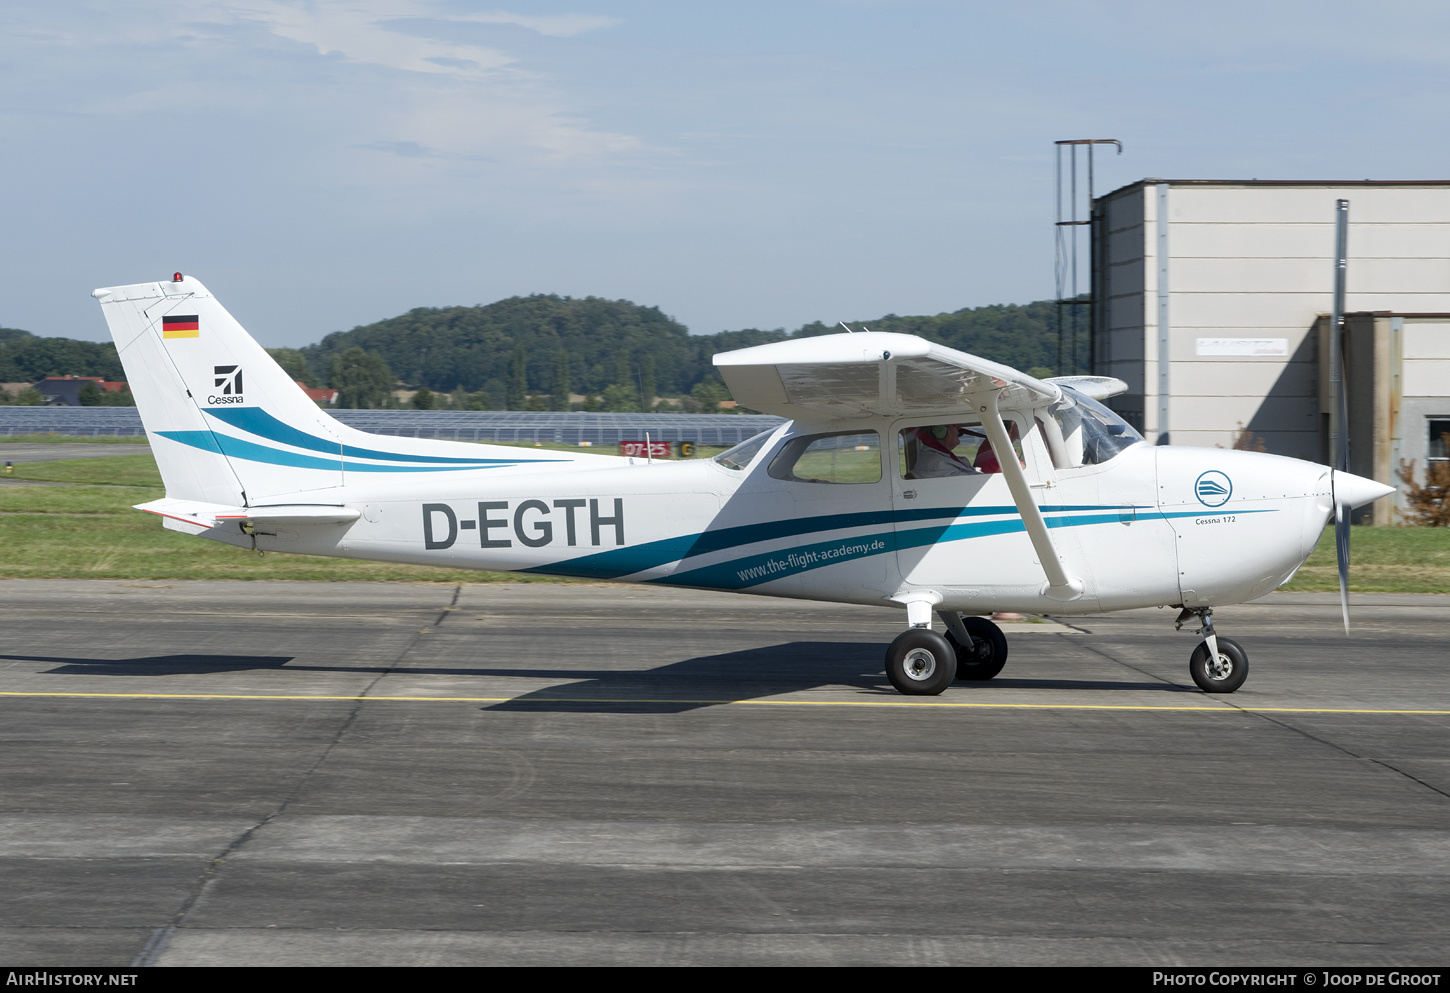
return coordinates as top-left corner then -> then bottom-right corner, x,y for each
93,274 -> 566,506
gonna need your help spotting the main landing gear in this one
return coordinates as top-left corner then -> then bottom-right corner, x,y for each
1176,607 -> 1249,693
884,611 -> 1010,696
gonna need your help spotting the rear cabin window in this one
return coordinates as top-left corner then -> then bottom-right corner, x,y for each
713,430 -> 775,471
768,432 -> 881,484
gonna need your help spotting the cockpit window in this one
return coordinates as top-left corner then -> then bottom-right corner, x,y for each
713,430 -> 775,471
768,431 -> 881,483
1053,386 -> 1144,466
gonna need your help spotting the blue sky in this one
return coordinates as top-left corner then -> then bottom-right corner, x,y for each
4,1 -> 1448,346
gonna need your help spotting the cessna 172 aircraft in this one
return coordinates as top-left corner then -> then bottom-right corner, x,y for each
94,274 -> 1394,696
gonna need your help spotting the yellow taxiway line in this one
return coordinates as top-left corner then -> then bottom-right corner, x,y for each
0,690 -> 1448,715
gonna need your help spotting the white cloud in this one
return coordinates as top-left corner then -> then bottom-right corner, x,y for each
457,10 -> 621,38
210,2 -> 617,78
0,2 -> 640,168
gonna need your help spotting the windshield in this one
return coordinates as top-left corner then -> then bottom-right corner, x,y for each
713,429 -> 776,471
1058,387 -> 1144,465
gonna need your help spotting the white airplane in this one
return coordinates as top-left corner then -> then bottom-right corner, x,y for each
94,274 -> 1394,696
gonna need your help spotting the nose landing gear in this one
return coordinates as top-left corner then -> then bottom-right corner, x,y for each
1176,607 -> 1248,693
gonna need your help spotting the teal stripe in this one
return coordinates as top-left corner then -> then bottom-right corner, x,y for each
157,430 -> 223,454
205,408 -> 557,467
523,502 -> 1152,580
159,430 -> 523,473
657,508 -> 1277,591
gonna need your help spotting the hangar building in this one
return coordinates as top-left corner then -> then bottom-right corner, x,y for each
1091,180 -> 1450,523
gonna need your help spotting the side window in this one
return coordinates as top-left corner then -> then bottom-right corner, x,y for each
768,431 -> 881,484
898,420 -> 1022,478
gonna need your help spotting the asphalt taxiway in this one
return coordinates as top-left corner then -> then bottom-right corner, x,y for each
1,580 -> 1447,966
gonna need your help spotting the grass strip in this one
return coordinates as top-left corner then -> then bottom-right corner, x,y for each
7,454 -> 163,487
0,433 -> 148,444
1283,525 -> 1450,593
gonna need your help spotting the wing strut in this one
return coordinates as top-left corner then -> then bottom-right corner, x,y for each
976,393 -> 1084,601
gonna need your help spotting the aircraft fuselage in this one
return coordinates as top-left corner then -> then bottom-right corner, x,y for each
196,421 -> 1333,616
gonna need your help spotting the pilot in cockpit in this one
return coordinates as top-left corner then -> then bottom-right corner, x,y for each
903,424 -> 981,479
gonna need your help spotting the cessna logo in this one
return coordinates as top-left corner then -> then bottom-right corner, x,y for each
209,365 -> 244,404
423,499 -> 625,550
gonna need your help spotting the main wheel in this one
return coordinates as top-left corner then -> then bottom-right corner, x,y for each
946,616 -> 1008,681
1189,637 -> 1248,693
885,629 -> 957,696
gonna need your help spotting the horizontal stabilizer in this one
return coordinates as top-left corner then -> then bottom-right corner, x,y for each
136,498 -> 360,530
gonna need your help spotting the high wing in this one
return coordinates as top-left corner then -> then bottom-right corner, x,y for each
714,331 -> 1095,601
712,331 -> 1063,421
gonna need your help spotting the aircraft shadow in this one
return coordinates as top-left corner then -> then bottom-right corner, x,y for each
6,648 -> 1194,710
9,653 -> 295,676
481,644 -> 1195,713
479,642 -> 884,713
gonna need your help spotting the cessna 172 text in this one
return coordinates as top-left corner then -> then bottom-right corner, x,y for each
94,275 -> 1394,696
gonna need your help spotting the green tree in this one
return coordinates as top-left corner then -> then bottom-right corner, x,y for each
691,379 -> 731,413
330,347 -> 394,409
551,348 -> 570,411
412,385 -> 436,410
508,346 -> 528,410
267,347 -> 318,386
97,386 -> 136,406
640,354 -> 656,412
600,383 -> 638,412
78,380 -> 104,405
613,349 -> 630,391
14,387 -> 44,405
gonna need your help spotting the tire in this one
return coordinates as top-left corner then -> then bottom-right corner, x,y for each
946,616 -> 1008,681
885,629 -> 957,696
1189,637 -> 1248,693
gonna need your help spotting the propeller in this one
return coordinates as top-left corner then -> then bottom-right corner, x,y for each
1332,472 -> 1351,635
1329,199 -> 1352,635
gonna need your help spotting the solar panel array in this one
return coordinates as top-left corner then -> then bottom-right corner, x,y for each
0,407 -> 784,447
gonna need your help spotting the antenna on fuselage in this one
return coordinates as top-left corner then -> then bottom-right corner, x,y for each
839,321 -> 855,333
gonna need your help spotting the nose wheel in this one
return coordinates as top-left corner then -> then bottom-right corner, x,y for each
1176,607 -> 1249,693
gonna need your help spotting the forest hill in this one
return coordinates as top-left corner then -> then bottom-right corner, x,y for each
1,296 -> 1068,411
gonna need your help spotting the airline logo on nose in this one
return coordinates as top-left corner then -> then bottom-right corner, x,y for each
1195,470 -> 1232,507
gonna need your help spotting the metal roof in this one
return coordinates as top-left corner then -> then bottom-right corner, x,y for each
0,407 -> 784,446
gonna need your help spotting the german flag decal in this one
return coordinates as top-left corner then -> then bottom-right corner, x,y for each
162,315 -> 200,339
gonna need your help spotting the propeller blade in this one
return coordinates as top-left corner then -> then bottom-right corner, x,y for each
1330,199 -> 1351,636
1334,483 -> 1351,637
